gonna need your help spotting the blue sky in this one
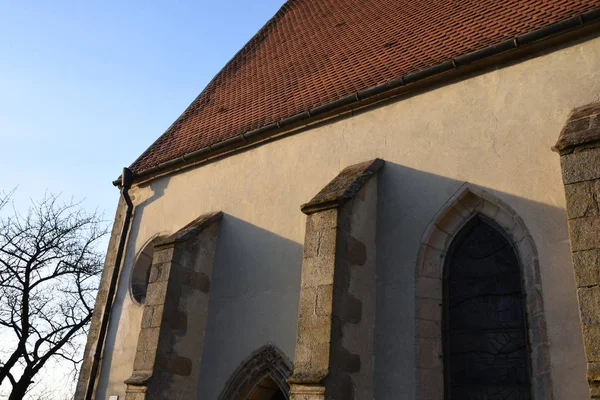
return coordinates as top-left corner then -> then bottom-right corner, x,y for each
0,2 -> 285,395
0,0 -> 285,222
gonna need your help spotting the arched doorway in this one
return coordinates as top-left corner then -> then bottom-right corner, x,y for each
247,375 -> 287,400
219,345 -> 292,400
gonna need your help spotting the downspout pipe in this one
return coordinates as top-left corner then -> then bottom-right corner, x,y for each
85,167 -> 134,400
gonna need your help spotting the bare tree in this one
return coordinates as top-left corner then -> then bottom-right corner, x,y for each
0,191 -> 107,400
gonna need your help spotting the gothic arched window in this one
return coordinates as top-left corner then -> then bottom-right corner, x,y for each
443,215 -> 531,399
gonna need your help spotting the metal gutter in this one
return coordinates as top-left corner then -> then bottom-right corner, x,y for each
113,8 -> 600,187
85,168 -> 134,400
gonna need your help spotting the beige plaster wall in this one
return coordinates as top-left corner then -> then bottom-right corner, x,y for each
96,33 -> 600,399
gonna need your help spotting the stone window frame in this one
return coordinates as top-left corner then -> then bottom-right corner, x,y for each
415,184 -> 552,400
219,344 -> 293,400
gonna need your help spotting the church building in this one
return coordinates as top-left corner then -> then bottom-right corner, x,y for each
76,1 -> 600,399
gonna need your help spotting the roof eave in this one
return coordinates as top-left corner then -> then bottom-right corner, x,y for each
113,8 -> 600,188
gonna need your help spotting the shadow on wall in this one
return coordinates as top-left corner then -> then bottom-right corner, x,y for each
197,214 -> 303,400
374,162 -> 583,399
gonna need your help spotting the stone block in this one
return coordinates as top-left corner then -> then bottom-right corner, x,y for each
561,149 -> 600,184
480,200 -> 499,220
138,328 -> 161,350
145,281 -> 169,306
332,292 -> 362,323
304,228 -> 337,259
416,338 -> 442,369
418,367 -> 443,400
419,246 -> 442,279
309,342 -> 332,373
306,210 -> 338,232
436,206 -> 467,235
316,285 -> 333,316
185,270 -> 210,292
148,262 -> 171,284
583,324 -> 600,361
417,277 -> 442,300
526,286 -> 545,317
533,371 -> 554,400
426,226 -> 450,251
565,181 -> 600,219
573,249 -> 600,287
301,256 -> 335,288
417,319 -> 441,339
578,287 -> 600,324
151,305 -> 164,328
338,233 -> 366,265
458,191 -> 483,212
134,350 -> 156,371
531,343 -> 552,374
152,246 -> 175,265
570,217 -> 600,251
141,306 -> 154,329
299,287 -> 317,317
517,236 -> 538,267
416,297 -> 442,321
494,208 -> 517,231
297,315 -> 332,346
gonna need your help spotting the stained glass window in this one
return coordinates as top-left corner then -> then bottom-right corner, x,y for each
444,216 -> 531,400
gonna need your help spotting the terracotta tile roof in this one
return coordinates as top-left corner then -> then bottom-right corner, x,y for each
130,0 -> 600,173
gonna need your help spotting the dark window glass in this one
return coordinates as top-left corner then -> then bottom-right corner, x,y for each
444,216 -> 531,400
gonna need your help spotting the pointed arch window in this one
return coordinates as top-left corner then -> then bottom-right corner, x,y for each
443,215 -> 531,399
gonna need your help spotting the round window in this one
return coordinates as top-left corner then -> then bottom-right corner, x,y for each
131,242 -> 154,304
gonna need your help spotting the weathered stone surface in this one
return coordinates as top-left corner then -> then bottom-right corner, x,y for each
417,319 -> 441,339
419,245 -> 442,279
145,281 -> 169,306
315,285 -> 333,316
418,367 -> 444,400
154,212 -> 222,246
565,181 -> 600,219
561,149 -> 600,185
185,270 -> 210,292
416,298 -> 442,321
569,217 -> 600,251
557,109 -> 600,398
304,227 -> 337,259
300,159 -> 383,214
332,291 -> 362,323
126,212 -> 222,400
573,249 -> 600,287
417,277 -> 442,300
457,190 -> 483,213
300,255 -> 336,287
338,233 -> 366,265
578,287 -> 600,325
148,262 -> 171,284
553,102 -> 600,153
292,159 -> 381,400
583,324 -> 600,361
416,338 -> 442,369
